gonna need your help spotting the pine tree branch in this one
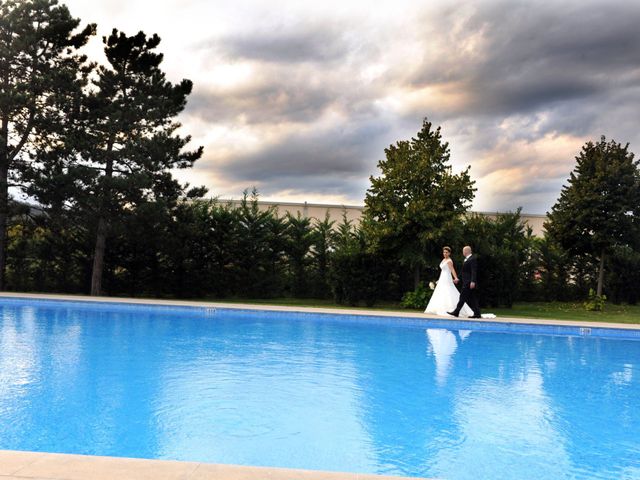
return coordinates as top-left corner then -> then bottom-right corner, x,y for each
8,107 -> 35,163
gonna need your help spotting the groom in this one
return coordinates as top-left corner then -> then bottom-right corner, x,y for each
448,245 -> 482,318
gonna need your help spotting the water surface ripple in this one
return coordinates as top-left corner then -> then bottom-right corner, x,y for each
1,303 -> 639,479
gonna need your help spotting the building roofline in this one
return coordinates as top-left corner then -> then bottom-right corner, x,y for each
471,210 -> 548,218
214,198 -> 547,217
215,198 -> 366,211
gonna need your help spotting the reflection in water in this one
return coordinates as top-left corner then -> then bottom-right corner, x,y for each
426,329 -> 458,385
0,308 -> 39,427
426,329 -> 472,385
610,363 -> 633,385
458,330 -> 471,341
429,362 -> 573,480
0,305 -> 85,451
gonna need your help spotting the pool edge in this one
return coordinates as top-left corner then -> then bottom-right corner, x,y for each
0,450 -> 431,480
0,291 -> 638,332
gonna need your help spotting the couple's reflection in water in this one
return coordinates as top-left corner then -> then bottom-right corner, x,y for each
426,328 -> 471,385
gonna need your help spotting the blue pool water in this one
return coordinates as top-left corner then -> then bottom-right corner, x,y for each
0,300 -> 639,479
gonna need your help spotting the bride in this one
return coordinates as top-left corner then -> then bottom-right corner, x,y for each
424,246 -> 474,317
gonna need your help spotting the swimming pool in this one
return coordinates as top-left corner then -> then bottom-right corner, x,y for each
0,298 -> 639,479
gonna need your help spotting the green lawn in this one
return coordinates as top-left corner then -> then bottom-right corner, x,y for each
206,296 -> 403,311
491,302 -> 640,324
207,297 -> 640,324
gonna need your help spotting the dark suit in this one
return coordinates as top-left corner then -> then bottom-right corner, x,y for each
452,254 -> 481,317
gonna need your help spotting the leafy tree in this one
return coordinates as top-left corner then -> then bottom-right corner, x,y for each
334,211 -> 357,252
0,0 -> 94,289
546,136 -> 640,296
536,235 -> 570,302
154,193 -> 214,298
517,227 -> 540,301
205,201 -> 241,297
606,246 -> 640,305
5,200 -> 93,293
266,214 -> 289,296
5,201 -> 39,290
460,210 -> 531,308
285,212 -> 314,297
364,118 -> 475,287
328,214 -> 389,307
234,189 -> 286,298
310,211 -> 335,298
490,211 -> 529,307
107,199 -> 170,297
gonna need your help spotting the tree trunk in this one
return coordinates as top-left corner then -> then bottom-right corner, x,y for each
90,137 -> 115,296
596,249 -> 605,297
0,118 -> 9,291
0,169 -> 7,292
413,264 -> 420,289
90,216 -> 108,296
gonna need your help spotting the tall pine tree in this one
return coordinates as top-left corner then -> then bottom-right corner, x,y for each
80,30 -> 203,295
546,136 -> 640,297
0,0 -> 94,289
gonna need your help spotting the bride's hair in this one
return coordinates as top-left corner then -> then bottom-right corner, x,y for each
442,246 -> 451,253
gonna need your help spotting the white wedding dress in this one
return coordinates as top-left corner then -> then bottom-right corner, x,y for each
424,259 -> 475,317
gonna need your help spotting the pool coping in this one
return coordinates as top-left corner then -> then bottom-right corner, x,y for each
1,291 -> 638,331
0,450 -> 429,480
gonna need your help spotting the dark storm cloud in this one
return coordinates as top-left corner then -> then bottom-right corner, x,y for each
411,0 -> 640,118
186,20 -> 382,126
207,21 -> 356,64
186,81 -> 337,125
185,60 -> 383,126
222,28 -> 347,63
211,119 -> 394,197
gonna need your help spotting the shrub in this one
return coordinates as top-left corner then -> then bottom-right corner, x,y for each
584,288 -> 606,311
606,246 -> 640,304
330,250 -> 388,307
400,282 -> 433,309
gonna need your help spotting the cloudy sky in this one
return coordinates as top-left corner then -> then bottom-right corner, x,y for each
64,0 -> 640,214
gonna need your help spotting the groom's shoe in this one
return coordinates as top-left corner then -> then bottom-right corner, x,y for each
446,311 -> 459,317
470,314 -> 482,318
